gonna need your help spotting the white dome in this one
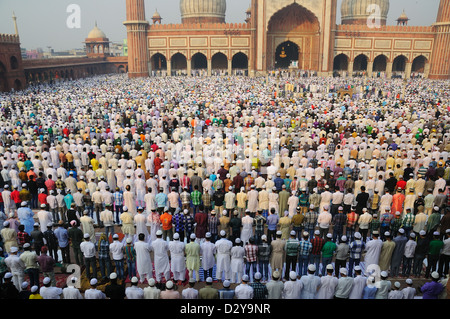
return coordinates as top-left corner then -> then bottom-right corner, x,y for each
180,0 -> 226,23
87,23 -> 107,39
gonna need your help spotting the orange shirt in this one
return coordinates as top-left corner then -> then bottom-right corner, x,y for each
160,213 -> 172,231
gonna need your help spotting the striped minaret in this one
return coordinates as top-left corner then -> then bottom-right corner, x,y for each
429,0 -> 450,79
124,0 -> 149,78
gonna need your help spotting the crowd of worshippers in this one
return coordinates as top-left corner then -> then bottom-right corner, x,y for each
0,73 -> 448,299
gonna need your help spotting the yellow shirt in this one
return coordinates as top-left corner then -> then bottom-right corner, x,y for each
29,294 -> 43,299
236,192 -> 248,208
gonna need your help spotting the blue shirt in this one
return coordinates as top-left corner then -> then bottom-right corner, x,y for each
267,214 -> 279,231
54,227 -> 69,248
155,193 -> 168,208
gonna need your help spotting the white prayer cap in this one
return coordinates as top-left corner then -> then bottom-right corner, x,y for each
148,278 -> 156,286
235,238 -> 241,244
406,278 -> 413,285
2,221 -> 9,227
10,246 -> 18,253
126,237 -> 133,243
206,277 -> 213,283
341,235 -> 347,241
340,268 -> 348,275
289,271 -> 297,280
254,272 -> 262,280
156,230 -> 163,236
384,231 -> 390,237
314,230 -> 320,235
21,281 -> 29,289
166,280 -> 174,289
222,210 -> 227,216
43,277 -> 51,285
326,264 -> 334,270
173,233 -> 180,240
131,276 -> 139,284
394,281 -> 401,288
326,233 -> 332,239
290,230 -> 296,236
190,233 -> 196,240
110,273 -> 117,280
398,228 -> 405,234
310,204 -> 315,209
433,231 -> 440,236
261,234 -> 267,241
419,230 -> 426,236
276,230 -> 282,236
354,266 -> 362,271
205,232 -> 211,238
90,278 -> 98,285
84,233 -> 90,239
380,271 -> 388,278
31,286 -> 39,293
223,280 -> 231,288
354,232 -> 361,239
308,264 -> 317,273
242,274 -> 250,282
220,230 -> 226,236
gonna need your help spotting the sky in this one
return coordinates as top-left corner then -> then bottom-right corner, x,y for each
0,0 -> 441,52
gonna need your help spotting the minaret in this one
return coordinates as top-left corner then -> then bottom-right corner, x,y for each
124,0 -> 149,78
429,0 -> 450,79
12,11 -> 19,36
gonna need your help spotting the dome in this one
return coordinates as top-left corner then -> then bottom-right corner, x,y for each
87,22 -> 107,39
341,0 -> 390,25
180,0 -> 227,24
152,9 -> 161,20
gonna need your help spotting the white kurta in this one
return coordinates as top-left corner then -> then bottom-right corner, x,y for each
240,215 -> 254,244
215,238 -> 232,280
316,275 -> 338,299
364,238 -> 383,269
152,238 -> 171,280
134,213 -> 149,239
200,240 -> 216,271
134,240 -> 153,283
230,246 -> 245,283
123,191 -> 137,215
169,240 -> 186,277
282,280 -> 303,299
348,275 -> 367,299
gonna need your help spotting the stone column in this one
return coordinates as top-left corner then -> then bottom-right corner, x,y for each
187,59 -> 191,76
405,62 -> 412,79
367,61 -> 374,78
348,61 -> 354,77
207,59 -> 212,76
227,59 -> 232,75
386,62 -> 393,78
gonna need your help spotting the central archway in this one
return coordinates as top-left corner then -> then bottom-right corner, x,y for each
275,41 -> 299,69
267,3 -> 320,70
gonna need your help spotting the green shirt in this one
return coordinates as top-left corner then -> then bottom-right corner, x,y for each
285,239 -> 300,257
428,239 -> 444,255
321,241 -> 337,258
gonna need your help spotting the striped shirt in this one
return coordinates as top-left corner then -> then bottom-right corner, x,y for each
191,190 -> 202,206
311,237 -> 325,255
123,245 -> 136,262
402,213 -> 415,228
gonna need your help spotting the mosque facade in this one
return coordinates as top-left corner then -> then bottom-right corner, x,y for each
126,0 -> 450,79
